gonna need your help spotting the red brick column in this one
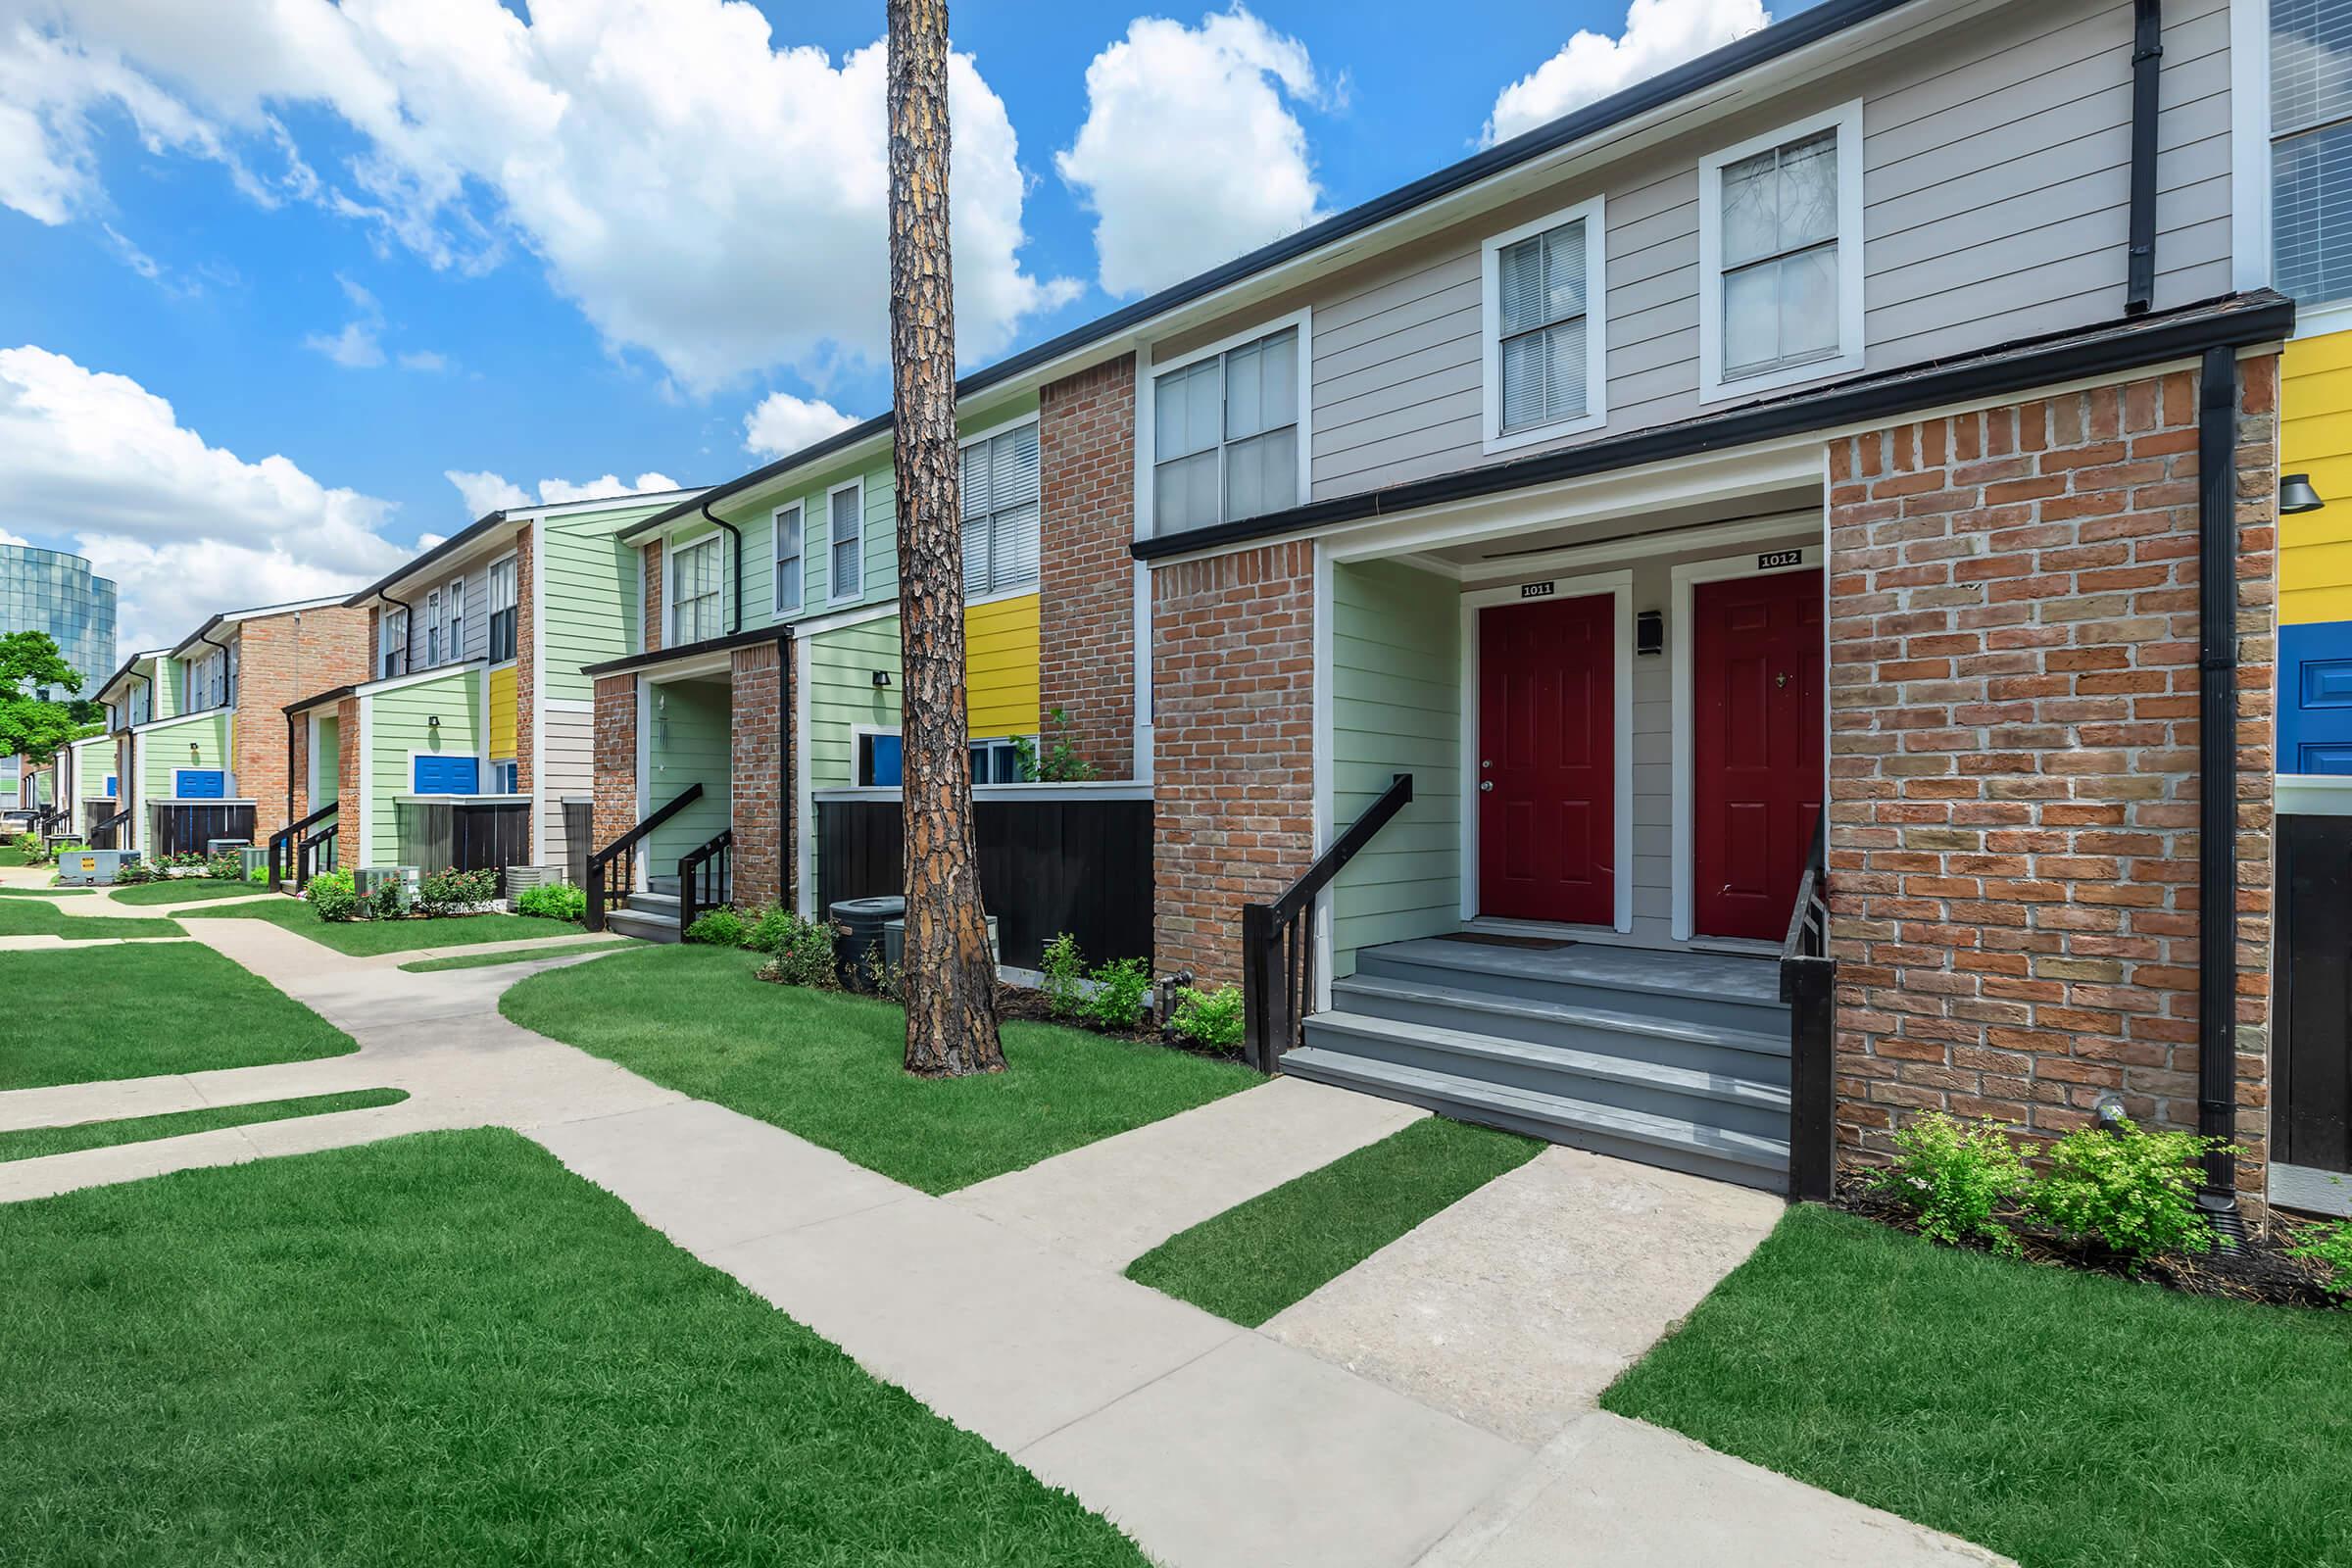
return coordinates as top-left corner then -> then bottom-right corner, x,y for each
235,604 -> 371,839
1150,540 -> 1316,983
729,641 -> 790,910
593,674 -> 638,851
335,696 -> 361,863
289,711 -> 310,822
1824,360 -> 2278,1197
1040,355 -> 1136,777
642,544 -> 663,653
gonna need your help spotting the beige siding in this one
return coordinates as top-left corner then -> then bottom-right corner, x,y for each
537,704 -> 595,867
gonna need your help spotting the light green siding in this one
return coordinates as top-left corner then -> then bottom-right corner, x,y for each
806,616 -> 903,789
149,657 -> 176,721
76,739 -> 113,802
644,676 -> 732,872
140,711 -> 232,802
365,667 -> 481,866
540,505 -> 657,705
314,715 -> 340,809
1330,561 -> 1461,978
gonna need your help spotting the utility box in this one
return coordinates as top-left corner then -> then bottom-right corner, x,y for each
357,865 -> 420,912
57,848 -> 140,886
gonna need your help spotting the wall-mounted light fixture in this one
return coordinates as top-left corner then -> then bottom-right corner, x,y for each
1636,609 -> 1665,657
872,669 -> 892,689
188,742 -> 201,764
2282,473 -> 2327,514
426,714 -> 440,729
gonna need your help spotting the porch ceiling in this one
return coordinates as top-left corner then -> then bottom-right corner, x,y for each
1424,485 -> 1821,574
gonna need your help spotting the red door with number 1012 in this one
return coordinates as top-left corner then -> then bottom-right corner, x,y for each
1692,566 -> 1822,941
1478,593 -> 1615,926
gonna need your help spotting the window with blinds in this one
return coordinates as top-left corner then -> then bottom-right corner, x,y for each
1151,324 -> 1300,534
773,503 -> 804,615
2274,0 -> 2352,307
1494,217 -> 1592,434
488,555 -> 517,663
672,534 -> 725,644
960,422 -> 1042,597
828,482 -> 863,602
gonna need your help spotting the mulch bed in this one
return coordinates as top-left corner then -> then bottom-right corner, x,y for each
753,961 -> 1245,1063
1837,1171 -> 2345,1310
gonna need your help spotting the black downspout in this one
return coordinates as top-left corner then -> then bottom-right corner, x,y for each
2194,345 -> 2241,1223
2125,0 -> 2162,315
381,590 -> 414,677
705,501 -> 744,636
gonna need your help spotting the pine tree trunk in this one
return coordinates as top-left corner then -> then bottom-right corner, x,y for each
887,0 -> 1004,1076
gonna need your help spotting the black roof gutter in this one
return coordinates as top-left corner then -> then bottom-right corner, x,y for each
579,623 -> 791,680
345,510 -> 510,609
618,0 -> 1936,543
1131,290 -> 2297,561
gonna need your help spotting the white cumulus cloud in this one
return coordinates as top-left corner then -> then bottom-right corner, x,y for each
1485,0 -> 1770,146
0,344 -> 408,651
743,391 -> 858,460
443,469 -> 683,518
0,0 -> 1077,391
1056,6 -> 1328,298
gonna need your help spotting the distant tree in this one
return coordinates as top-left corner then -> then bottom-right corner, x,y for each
0,631 -> 86,764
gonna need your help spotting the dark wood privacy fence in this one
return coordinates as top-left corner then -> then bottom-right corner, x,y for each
814,787 -> 1152,971
394,799 -> 531,889
2277,812 -> 2352,1177
147,802 -> 257,858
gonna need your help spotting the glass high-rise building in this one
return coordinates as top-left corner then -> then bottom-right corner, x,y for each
0,545 -> 118,701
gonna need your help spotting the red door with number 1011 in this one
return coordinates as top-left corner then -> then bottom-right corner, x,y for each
1692,566 -> 1822,941
1478,593 -> 1615,926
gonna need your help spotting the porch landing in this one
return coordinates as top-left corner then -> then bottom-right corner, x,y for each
1286,936 -> 1792,1191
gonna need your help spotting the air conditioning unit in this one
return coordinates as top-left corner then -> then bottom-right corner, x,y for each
206,837 -> 251,858
501,864 -> 565,895
357,865 -> 420,911
238,847 -> 270,879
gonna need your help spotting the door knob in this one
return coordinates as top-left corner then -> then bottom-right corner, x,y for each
1480,781 -> 1494,792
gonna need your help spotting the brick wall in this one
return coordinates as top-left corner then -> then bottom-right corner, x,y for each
594,674 -> 638,852
730,641 -> 791,909
1151,540 -> 1317,983
335,697 -> 361,840
514,530 -> 536,803
1825,360 -> 2278,1196
235,605 -> 372,840
289,711 -> 311,823
1040,355 -> 1137,777
642,544 -> 662,654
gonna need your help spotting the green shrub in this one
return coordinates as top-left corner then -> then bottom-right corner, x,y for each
514,882 -> 588,922
2289,1217 -> 2352,1306
2020,1118 -> 2227,1267
745,906 -> 838,987
204,850 -> 244,881
1085,956 -> 1152,1031
416,866 -> 498,917
1169,985 -> 1245,1052
863,939 -> 908,1004
1041,933 -> 1087,1019
368,879 -> 408,920
247,863 -> 270,884
306,869 -> 360,923
1869,1113 -> 2030,1255
111,858 -> 155,885
685,907 -> 749,948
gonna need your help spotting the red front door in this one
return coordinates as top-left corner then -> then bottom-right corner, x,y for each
1478,594 -> 1615,925
1692,567 -> 1823,941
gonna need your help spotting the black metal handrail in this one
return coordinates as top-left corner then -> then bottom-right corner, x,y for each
1241,772 -> 1413,1074
1779,813 -> 1836,1202
88,807 -> 131,851
678,826 -> 734,934
297,822 -> 339,890
268,801 -> 339,891
584,783 -> 704,933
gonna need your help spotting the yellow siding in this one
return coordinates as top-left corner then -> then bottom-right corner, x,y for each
965,592 -> 1041,740
488,663 -> 518,760
2281,329 -> 2352,624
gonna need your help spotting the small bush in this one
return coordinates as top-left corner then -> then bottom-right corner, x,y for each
1169,985 -> 1245,1052
111,858 -> 155,885
2020,1118 -> 2227,1267
204,850 -> 244,881
1041,933 -> 1087,1019
417,866 -> 497,917
514,882 -> 588,922
747,906 -> 838,987
368,879 -> 408,919
306,869 -> 361,923
1869,1113 -> 2031,1256
2289,1217 -> 2352,1306
247,863 -> 269,884
684,907 -> 749,948
1085,956 -> 1152,1031
863,939 -> 908,1004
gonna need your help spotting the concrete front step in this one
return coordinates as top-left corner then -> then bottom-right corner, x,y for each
1300,1010 -> 1790,1141
1281,1047 -> 1789,1191
1355,938 -> 1788,1036
607,906 -> 681,944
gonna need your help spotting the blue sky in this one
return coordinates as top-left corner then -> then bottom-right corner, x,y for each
0,0 -> 1776,651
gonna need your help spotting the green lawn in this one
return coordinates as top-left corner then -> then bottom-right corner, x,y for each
0,945 -> 357,1089
0,885 -> 90,896
0,899 -> 180,940
0,1089 -> 408,1163
502,946 -> 1258,1194
0,1130 -> 1146,1565
1604,1205 -> 2352,1568
1126,1115 -> 1543,1325
111,879 -> 271,906
0,841 -> 30,865
400,939 -> 632,973
184,897 -> 579,955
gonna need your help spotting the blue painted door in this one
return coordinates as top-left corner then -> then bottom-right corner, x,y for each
2281,621 -> 2352,776
413,756 -> 481,794
174,769 -> 226,799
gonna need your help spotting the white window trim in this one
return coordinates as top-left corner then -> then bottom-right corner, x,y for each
380,606 -> 410,677
1133,307 -> 1314,541
2231,0 -> 2273,293
1480,195 -> 1610,454
667,530 -> 727,646
770,501 -> 806,621
1696,100 -> 1866,406
487,550 -> 519,665
826,476 -> 867,607
958,411 -> 1045,596
443,574 -> 467,664
851,722 -> 903,786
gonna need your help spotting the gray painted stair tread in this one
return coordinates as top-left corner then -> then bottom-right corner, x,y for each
1364,937 -> 1782,1006
1304,1010 -> 1790,1114
1282,1049 -> 1788,1173
1332,973 -> 1790,1060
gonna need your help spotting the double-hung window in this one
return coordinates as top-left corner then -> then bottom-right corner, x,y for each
828,481 -> 864,603
1699,104 -> 1863,400
380,607 -> 409,679
672,534 -> 725,644
970,736 -> 1027,784
424,589 -> 444,666
1150,321 -> 1302,535
445,577 -> 466,662
773,504 -> 805,616
959,421 -> 1042,598
2274,0 -> 2352,310
487,556 -> 517,663
1482,199 -> 1606,451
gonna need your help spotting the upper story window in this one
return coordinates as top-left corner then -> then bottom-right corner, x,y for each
1698,103 -> 1864,401
424,588 -> 444,666
379,606 -> 409,679
828,480 -> 864,604
773,503 -> 805,616
191,648 -> 228,710
444,576 -> 466,663
672,533 -> 725,644
1482,198 -> 1607,452
487,554 -> 518,663
2274,0 -> 2352,309
1147,318 -> 1305,536
960,419 -> 1042,598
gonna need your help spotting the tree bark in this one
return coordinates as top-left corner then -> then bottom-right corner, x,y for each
887,0 -> 1004,1076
